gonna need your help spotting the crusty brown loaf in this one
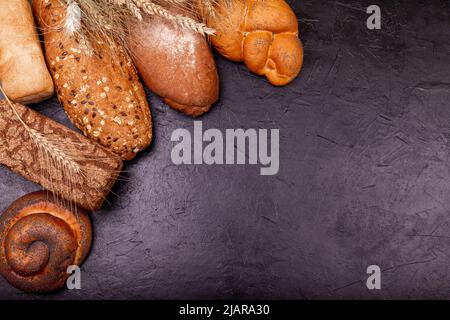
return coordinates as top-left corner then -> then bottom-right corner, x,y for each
33,0 -> 152,160
0,0 -> 54,103
128,14 -> 219,117
0,191 -> 91,293
0,100 -> 123,211
207,0 -> 303,86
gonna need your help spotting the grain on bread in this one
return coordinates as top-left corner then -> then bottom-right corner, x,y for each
33,0 -> 152,160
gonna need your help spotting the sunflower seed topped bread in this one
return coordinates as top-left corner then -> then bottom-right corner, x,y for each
207,0 -> 303,86
0,0 -> 54,103
33,0 -> 152,160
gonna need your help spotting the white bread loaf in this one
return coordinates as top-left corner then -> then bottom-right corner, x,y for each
0,0 -> 54,103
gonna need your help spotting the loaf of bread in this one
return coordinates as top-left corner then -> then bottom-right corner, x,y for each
128,13 -> 219,117
33,0 -> 152,160
207,0 -> 303,86
0,0 -> 54,103
0,191 -> 91,293
0,99 -> 123,211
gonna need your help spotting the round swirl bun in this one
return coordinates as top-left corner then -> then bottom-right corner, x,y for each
0,191 -> 92,293
207,0 -> 303,86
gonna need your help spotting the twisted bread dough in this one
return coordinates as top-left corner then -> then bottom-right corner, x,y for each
208,0 -> 303,86
0,192 -> 91,293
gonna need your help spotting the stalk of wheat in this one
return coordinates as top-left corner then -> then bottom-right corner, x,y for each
130,0 -> 216,35
64,0 -> 217,44
0,84 -> 83,202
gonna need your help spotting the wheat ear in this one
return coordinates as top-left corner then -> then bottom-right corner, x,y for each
0,84 -> 82,178
131,0 -> 216,36
115,0 -> 143,20
162,0 -> 188,4
65,0 -> 82,35
202,0 -> 217,19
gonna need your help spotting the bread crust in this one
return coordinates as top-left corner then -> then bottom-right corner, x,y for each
128,14 -> 219,117
33,0 -> 152,160
0,191 -> 92,293
0,100 -> 123,212
0,0 -> 54,103
208,0 -> 303,86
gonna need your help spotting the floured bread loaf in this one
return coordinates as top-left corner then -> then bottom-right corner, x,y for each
128,12 -> 219,117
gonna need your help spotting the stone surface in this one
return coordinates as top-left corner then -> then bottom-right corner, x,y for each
0,0 -> 449,299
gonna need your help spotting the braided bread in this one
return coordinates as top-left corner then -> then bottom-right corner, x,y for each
0,192 -> 92,293
207,0 -> 303,86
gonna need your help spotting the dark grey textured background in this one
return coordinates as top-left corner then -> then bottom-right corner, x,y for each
1,0 -> 450,299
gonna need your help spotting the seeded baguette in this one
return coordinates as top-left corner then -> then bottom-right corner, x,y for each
33,0 -> 152,160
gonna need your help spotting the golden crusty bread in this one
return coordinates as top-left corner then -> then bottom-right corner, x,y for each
0,191 -> 91,293
128,14 -> 219,117
33,0 -> 152,160
0,0 -> 54,103
207,0 -> 303,86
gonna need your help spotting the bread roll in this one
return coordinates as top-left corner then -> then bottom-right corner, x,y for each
0,0 -> 54,103
33,0 -> 152,160
0,191 -> 92,293
207,0 -> 303,86
128,14 -> 219,117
